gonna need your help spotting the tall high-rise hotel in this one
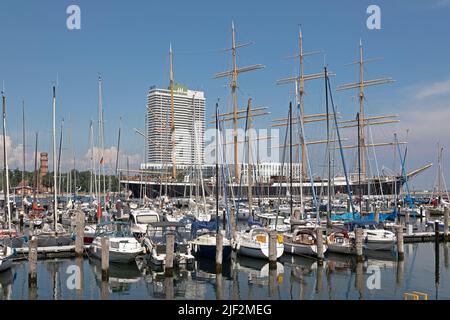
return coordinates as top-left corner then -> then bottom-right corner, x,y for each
146,84 -> 205,166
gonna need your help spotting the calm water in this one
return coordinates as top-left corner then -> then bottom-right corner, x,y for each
0,242 -> 449,300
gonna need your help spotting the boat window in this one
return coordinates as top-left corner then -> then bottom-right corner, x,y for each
136,215 -> 159,224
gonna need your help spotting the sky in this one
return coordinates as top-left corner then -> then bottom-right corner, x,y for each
0,0 -> 449,190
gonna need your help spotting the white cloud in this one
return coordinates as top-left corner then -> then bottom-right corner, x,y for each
437,0 -> 450,7
0,135 -> 141,174
415,79 -> 450,99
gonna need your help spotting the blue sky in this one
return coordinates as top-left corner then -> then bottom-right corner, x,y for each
0,0 -> 449,190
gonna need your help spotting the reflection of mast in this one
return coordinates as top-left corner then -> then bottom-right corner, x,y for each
337,40 -> 396,176
214,21 -> 265,180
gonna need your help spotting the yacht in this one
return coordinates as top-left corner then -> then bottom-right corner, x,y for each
90,221 -> 143,263
283,228 -> 328,257
344,221 -> 396,251
142,221 -> 194,268
233,227 -> 284,259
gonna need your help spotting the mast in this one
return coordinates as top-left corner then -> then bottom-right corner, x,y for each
276,27 -> 324,181
357,112 -> 362,213
115,118 -> 121,194
57,118 -> 64,197
22,100 -> 26,214
169,44 -> 176,180
52,85 -> 58,230
2,90 -> 11,230
215,102 -> 220,233
325,66 -> 331,225
289,102 -> 293,218
337,40 -> 395,177
98,75 -> 106,209
247,98 -> 253,214
33,132 -> 38,205
214,21 -> 265,180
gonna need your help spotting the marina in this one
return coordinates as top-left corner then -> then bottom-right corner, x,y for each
0,1 -> 449,304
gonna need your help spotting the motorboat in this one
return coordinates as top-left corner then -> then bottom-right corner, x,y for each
0,245 -> 13,272
326,229 -> 356,255
233,227 -> 284,260
0,228 -> 24,248
252,213 -> 291,233
129,208 -> 160,238
90,221 -> 143,263
283,228 -> 328,257
142,221 -> 194,268
344,220 -> 396,251
34,223 -> 73,247
83,224 -> 96,244
189,220 -> 232,260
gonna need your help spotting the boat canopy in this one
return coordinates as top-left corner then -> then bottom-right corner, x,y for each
190,219 -> 218,238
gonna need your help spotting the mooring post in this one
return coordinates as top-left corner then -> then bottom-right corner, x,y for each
165,233 -> 175,276
316,227 -> 324,266
101,236 -> 109,281
404,206 -> 410,227
396,225 -> 404,261
374,206 -> 380,224
444,206 -> 449,242
355,228 -> 364,262
397,205 -> 402,224
420,205 -> 424,218
396,256 -> 404,285
215,231 -> 223,274
28,237 -> 38,288
268,230 -> 277,269
75,211 -> 85,257
346,198 -> 350,212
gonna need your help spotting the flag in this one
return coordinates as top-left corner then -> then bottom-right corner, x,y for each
100,157 -> 104,165
97,203 -> 102,222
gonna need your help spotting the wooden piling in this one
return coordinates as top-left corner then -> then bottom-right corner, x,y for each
374,206 -> 379,223
268,230 -> 277,269
444,206 -> 449,242
215,231 -> 223,274
75,211 -> 84,257
165,233 -> 175,276
355,228 -> 364,262
28,238 -> 38,287
404,207 -> 410,226
316,227 -> 324,265
101,236 -> 109,281
396,225 -> 404,260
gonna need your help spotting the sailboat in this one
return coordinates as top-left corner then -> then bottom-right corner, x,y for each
189,103 -> 232,261
34,85 -> 72,247
0,244 -> 13,272
0,89 -> 24,249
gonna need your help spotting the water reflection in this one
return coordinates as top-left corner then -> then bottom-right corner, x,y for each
0,242 -> 449,300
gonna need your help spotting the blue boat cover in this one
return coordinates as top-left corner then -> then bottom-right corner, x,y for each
331,209 -> 397,222
190,219 -> 218,238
